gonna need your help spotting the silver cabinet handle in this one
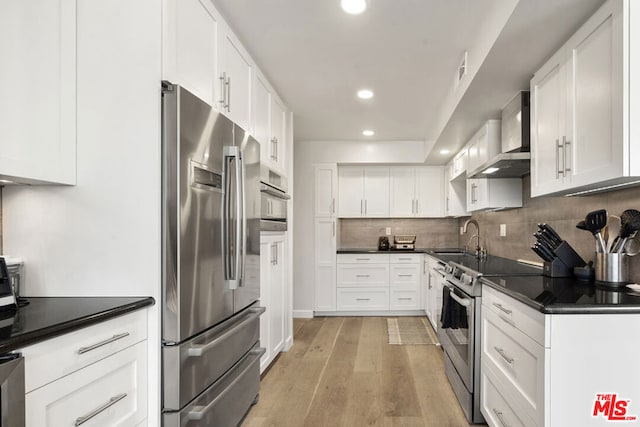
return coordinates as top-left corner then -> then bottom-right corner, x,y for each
355,274 -> 370,278
225,75 -> 231,112
564,137 -> 571,173
355,258 -> 370,261
270,138 -> 277,160
332,221 -> 335,237
398,257 -> 412,261
74,393 -> 127,426
360,199 -> 363,215
556,139 -> 564,178
493,408 -> 510,427
494,346 -> 515,364
187,307 -> 265,357
415,199 -> 419,214
274,243 -> 278,265
355,298 -> 371,301
446,196 -> 449,213
492,302 -> 512,315
449,290 -> 471,307
412,199 -> 415,214
332,198 -> 335,214
77,333 -> 130,354
398,274 -> 413,277
219,72 -> 226,108
398,297 -> 413,301
365,200 -> 368,215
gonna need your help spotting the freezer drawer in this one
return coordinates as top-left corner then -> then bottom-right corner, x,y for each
163,304 -> 265,410
163,344 -> 265,427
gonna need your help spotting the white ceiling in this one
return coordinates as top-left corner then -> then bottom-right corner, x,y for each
213,0 -> 605,162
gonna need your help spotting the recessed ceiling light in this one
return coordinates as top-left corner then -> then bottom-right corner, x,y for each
439,149 -> 450,155
341,0 -> 367,15
483,167 -> 500,174
357,89 -> 374,99
362,130 -> 375,136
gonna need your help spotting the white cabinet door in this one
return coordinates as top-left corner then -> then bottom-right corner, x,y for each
467,120 -> 501,173
389,168 -> 416,217
26,341 -> 147,427
259,238 -> 271,371
270,236 -> 285,357
415,167 -> 444,217
566,1 -> 623,188
219,26 -> 252,130
270,96 -> 287,173
531,50 -> 566,197
363,167 -> 390,217
315,164 -> 337,217
338,167 -> 364,217
467,178 -> 522,212
254,73 -> 271,157
314,218 -> 337,311
163,0 -> 219,107
0,0 -> 76,184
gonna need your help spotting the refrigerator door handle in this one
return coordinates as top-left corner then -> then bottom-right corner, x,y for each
186,307 -> 266,357
224,146 -> 242,290
239,154 -> 247,283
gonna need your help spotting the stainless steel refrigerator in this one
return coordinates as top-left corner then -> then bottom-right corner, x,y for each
161,81 -> 264,426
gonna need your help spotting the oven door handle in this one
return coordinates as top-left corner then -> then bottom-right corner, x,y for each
449,290 -> 471,307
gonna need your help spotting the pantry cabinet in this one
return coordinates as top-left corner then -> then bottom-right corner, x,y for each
314,218 -> 337,312
260,233 -> 287,372
315,164 -> 338,217
0,0 -> 77,184
338,166 -> 390,217
531,0 -> 637,197
389,167 -> 445,217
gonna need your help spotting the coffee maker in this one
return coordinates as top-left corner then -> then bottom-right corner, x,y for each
378,236 -> 390,251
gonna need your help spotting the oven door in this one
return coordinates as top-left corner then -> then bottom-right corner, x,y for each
437,282 -> 475,392
0,353 -> 25,427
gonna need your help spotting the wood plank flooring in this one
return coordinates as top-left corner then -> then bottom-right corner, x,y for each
243,317 -> 474,427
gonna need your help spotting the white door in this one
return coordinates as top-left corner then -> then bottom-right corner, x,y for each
164,0 -> 219,106
389,168 -> 416,217
259,238 -> 271,371
415,167 -> 444,217
219,28 -> 252,130
269,237 -> 285,356
315,218 -> 337,311
315,164 -> 337,217
566,0 -> 623,188
338,167 -> 364,217
363,167 -> 390,217
530,49 -> 566,197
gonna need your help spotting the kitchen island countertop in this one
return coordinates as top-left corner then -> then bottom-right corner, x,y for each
0,296 -> 154,353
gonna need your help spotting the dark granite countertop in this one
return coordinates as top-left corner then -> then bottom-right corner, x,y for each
337,247 -> 465,254
0,296 -> 154,353
480,275 -> 640,314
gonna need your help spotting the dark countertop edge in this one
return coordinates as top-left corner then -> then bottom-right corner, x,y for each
482,281 -> 640,315
1,297 -> 155,354
337,248 -> 430,254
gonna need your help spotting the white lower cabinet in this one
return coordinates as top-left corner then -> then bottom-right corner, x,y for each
337,287 -> 390,311
260,232 -> 288,373
424,255 -> 446,331
23,310 -> 148,427
389,256 -> 421,310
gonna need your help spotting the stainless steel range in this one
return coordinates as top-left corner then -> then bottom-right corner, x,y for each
436,254 -> 541,424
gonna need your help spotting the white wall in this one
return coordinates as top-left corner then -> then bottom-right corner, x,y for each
293,140 -> 426,313
2,1 -> 162,423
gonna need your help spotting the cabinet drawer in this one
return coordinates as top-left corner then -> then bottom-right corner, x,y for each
390,264 -> 421,285
337,253 -> 390,264
337,264 -> 389,287
26,340 -> 147,427
482,307 -> 544,425
337,288 -> 389,311
389,254 -> 421,263
483,286 -> 545,346
23,310 -> 147,393
390,288 -> 421,310
481,366 -> 531,427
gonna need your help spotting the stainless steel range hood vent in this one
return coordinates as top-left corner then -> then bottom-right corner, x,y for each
466,152 -> 530,178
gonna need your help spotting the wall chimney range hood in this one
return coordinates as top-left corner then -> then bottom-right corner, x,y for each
467,91 -> 530,179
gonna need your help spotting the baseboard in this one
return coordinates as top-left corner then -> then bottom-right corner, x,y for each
292,310 -> 314,318
314,310 -> 426,317
284,335 -> 293,351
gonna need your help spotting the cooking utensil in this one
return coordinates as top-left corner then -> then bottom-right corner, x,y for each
585,209 -> 608,253
620,209 -> 640,226
614,216 -> 640,253
576,220 -> 588,231
606,215 -> 621,252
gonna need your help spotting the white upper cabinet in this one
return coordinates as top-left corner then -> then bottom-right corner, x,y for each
315,164 -> 338,217
338,166 -> 389,218
163,0 -> 220,107
445,163 -> 470,217
466,120 -> 501,174
451,148 -> 468,181
0,0 -> 76,184
218,25 -> 252,131
253,69 -> 288,175
254,72 -> 271,153
467,178 -> 522,212
389,167 -> 445,217
531,0 -> 635,197
270,95 -> 287,173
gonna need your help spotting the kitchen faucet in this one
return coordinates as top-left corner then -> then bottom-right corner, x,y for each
463,219 -> 486,258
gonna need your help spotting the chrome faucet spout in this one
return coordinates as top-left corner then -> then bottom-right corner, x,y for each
463,219 -> 485,258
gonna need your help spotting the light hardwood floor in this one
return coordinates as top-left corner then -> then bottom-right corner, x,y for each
243,317 -> 475,427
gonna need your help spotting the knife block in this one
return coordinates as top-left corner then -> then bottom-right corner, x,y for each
543,241 -> 586,277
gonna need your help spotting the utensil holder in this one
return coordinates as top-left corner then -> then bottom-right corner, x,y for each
595,253 -> 629,286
